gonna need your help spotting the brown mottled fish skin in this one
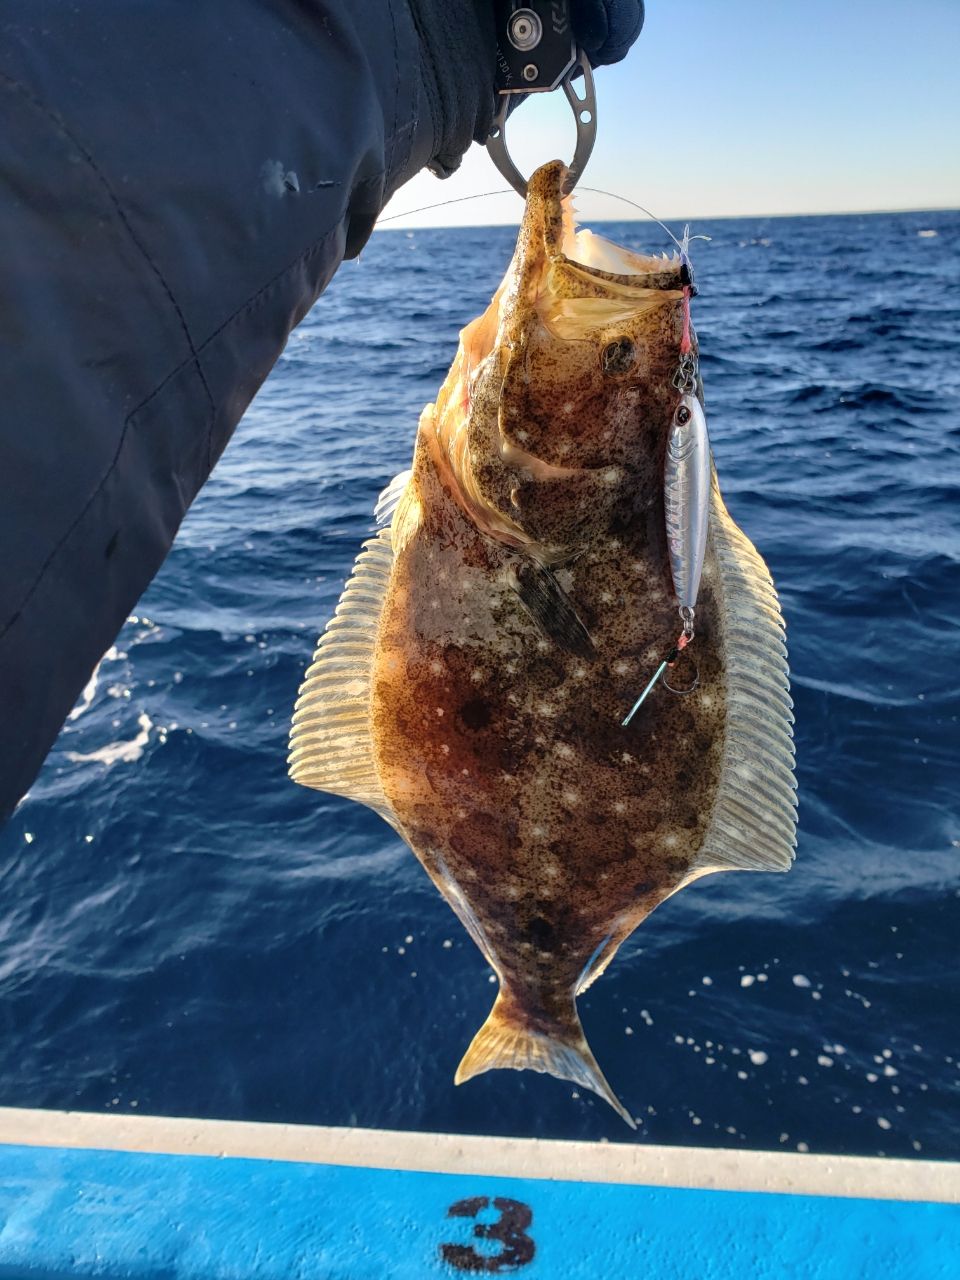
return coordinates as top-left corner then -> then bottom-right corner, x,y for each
290,160 -> 795,1125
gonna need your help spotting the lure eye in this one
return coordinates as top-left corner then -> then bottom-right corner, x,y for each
675,405 -> 692,426
601,337 -> 635,375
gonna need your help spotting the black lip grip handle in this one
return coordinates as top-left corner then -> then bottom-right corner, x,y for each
487,3 -> 598,197
493,1 -> 577,93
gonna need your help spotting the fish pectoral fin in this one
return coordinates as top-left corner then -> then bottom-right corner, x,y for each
455,988 -> 634,1128
512,560 -> 596,660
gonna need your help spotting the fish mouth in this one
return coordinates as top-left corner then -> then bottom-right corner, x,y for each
537,161 -> 686,287
431,161 -> 687,553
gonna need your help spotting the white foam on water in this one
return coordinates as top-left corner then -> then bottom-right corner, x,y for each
65,712 -> 152,765
67,646 -> 122,722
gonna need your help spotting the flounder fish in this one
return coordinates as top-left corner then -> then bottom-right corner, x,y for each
290,161 -> 797,1125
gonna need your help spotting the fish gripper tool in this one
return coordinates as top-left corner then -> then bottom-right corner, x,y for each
487,1 -> 597,198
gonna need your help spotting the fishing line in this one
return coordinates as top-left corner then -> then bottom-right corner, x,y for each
575,187 -> 689,253
376,191 -> 516,224
377,186 -> 708,258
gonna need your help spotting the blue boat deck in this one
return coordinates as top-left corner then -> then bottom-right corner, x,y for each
0,1108 -> 957,1278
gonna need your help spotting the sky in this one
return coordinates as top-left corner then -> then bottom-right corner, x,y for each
378,0 -> 960,229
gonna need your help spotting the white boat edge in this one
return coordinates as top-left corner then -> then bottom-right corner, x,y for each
0,1106 -> 955,1203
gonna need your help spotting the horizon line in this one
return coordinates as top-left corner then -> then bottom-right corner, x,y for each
376,203 -> 958,233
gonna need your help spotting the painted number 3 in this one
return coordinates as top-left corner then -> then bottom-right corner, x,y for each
440,1196 -> 535,1272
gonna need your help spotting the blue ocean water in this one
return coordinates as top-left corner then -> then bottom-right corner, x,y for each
1,208 -> 958,1156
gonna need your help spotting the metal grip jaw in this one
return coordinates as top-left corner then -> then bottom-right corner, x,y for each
487,2 -> 597,198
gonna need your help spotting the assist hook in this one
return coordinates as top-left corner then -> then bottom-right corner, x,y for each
486,2 -> 597,198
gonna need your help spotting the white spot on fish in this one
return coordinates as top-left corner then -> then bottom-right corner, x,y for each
562,402 -> 573,414
536,640 -> 551,653
555,743 -> 574,759
470,669 -> 484,683
792,974 -> 812,988
537,702 -> 556,717
435,707 -> 444,717
430,660 -> 444,676
562,790 -> 580,807
701,694 -> 713,708
604,468 -> 621,484
749,1050 -> 768,1066
613,660 -> 630,675
613,801 -> 626,814
600,591 -> 613,603
664,834 -> 678,849
441,744 -> 450,755
572,667 -> 587,681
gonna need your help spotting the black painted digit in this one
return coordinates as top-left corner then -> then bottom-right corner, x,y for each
440,1196 -> 535,1272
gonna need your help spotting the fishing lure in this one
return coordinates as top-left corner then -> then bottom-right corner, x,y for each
623,269 -> 709,726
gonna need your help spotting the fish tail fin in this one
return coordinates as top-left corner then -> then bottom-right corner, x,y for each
454,988 -> 635,1129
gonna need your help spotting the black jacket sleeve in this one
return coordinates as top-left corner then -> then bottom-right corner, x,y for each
0,0 -> 497,822
0,1 -> 644,823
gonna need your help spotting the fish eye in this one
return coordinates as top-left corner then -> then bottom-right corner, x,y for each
675,405 -> 692,425
601,337 -> 635,376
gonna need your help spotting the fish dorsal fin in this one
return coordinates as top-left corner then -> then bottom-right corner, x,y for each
694,478 -> 798,875
288,477 -> 407,825
374,467 -> 412,528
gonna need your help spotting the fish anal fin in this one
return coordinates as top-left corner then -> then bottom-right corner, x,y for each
288,531 -> 395,823
455,988 -> 635,1128
694,480 -> 798,876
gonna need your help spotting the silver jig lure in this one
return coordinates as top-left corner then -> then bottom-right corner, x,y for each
622,274 -> 710,728
664,374 -> 710,627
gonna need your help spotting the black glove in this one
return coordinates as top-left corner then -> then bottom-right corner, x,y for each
413,1 -> 645,178
573,0 -> 645,66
